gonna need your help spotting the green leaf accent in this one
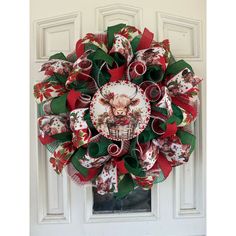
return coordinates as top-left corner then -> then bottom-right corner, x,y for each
114,174 -> 134,199
132,76 -> 144,85
91,62 -> 110,87
50,93 -> 68,114
112,52 -> 126,66
159,104 -> 184,130
85,43 -> 101,52
49,52 -> 67,61
37,103 -> 44,116
172,104 -> 183,121
125,139 -> 146,177
44,75 -> 59,83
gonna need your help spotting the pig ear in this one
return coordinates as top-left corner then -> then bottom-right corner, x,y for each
99,98 -> 110,106
130,98 -> 140,106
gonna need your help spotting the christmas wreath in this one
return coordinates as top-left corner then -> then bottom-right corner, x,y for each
34,24 -> 202,197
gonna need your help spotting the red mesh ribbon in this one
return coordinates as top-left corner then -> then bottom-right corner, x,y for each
108,64 -> 125,82
67,162 -> 100,184
136,28 -> 154,51
67,89 -> 91,111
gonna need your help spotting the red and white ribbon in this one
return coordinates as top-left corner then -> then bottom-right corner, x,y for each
127,61 -> 147,80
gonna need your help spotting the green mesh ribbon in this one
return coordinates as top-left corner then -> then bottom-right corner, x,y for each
71,149 -> 89,177
88,136 -> 113,158
138,123 -> 159,143
176,129 -> 196,154
114,174 -> 135,198
49,52 -> 67,61
144,65 -> 164,83
46,140 -> 61,153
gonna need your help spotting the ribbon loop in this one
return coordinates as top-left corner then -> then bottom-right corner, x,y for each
109,33 -> 134,65
38,115 -> 70,144
127,61 -> 146,80
50,141 -> 75,174
96,160 -> 118,195
107,140 -> 130,158
70,108 -> 91,148
40,59 -> 73,76
136,28 -> 154,51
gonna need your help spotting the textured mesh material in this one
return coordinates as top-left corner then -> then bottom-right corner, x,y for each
46,140 -> 61,153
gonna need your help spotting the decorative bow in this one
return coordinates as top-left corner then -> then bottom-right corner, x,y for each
67,134 -> 130,194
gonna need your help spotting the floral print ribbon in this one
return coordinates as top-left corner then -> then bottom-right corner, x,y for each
135,47 -> 166,70
167,68 -> 202,97
50,141 -> 75,174
153,136 -> 191,166
70,108 -> 91,148
34,80 -> 67,104
96,160 -> 118,194
38,115 -> 70,143
109,34 -> 133,65
40,59 -> 73,76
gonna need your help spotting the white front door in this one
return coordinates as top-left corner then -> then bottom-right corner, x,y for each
30,0 -> 206,235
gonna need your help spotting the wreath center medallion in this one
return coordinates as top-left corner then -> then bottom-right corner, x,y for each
90,81 -> 151,141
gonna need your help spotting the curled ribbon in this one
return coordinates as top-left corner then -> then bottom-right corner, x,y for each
73,51 -> 93,75
108,140 -> 130,158
140,81 -> 162,102
66,50 -> 99,93
127,61 -> 147,80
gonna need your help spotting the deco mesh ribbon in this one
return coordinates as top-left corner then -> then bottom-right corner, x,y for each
34,24 -> 202,197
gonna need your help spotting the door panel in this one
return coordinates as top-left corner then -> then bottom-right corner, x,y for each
30,0 -> 206,235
